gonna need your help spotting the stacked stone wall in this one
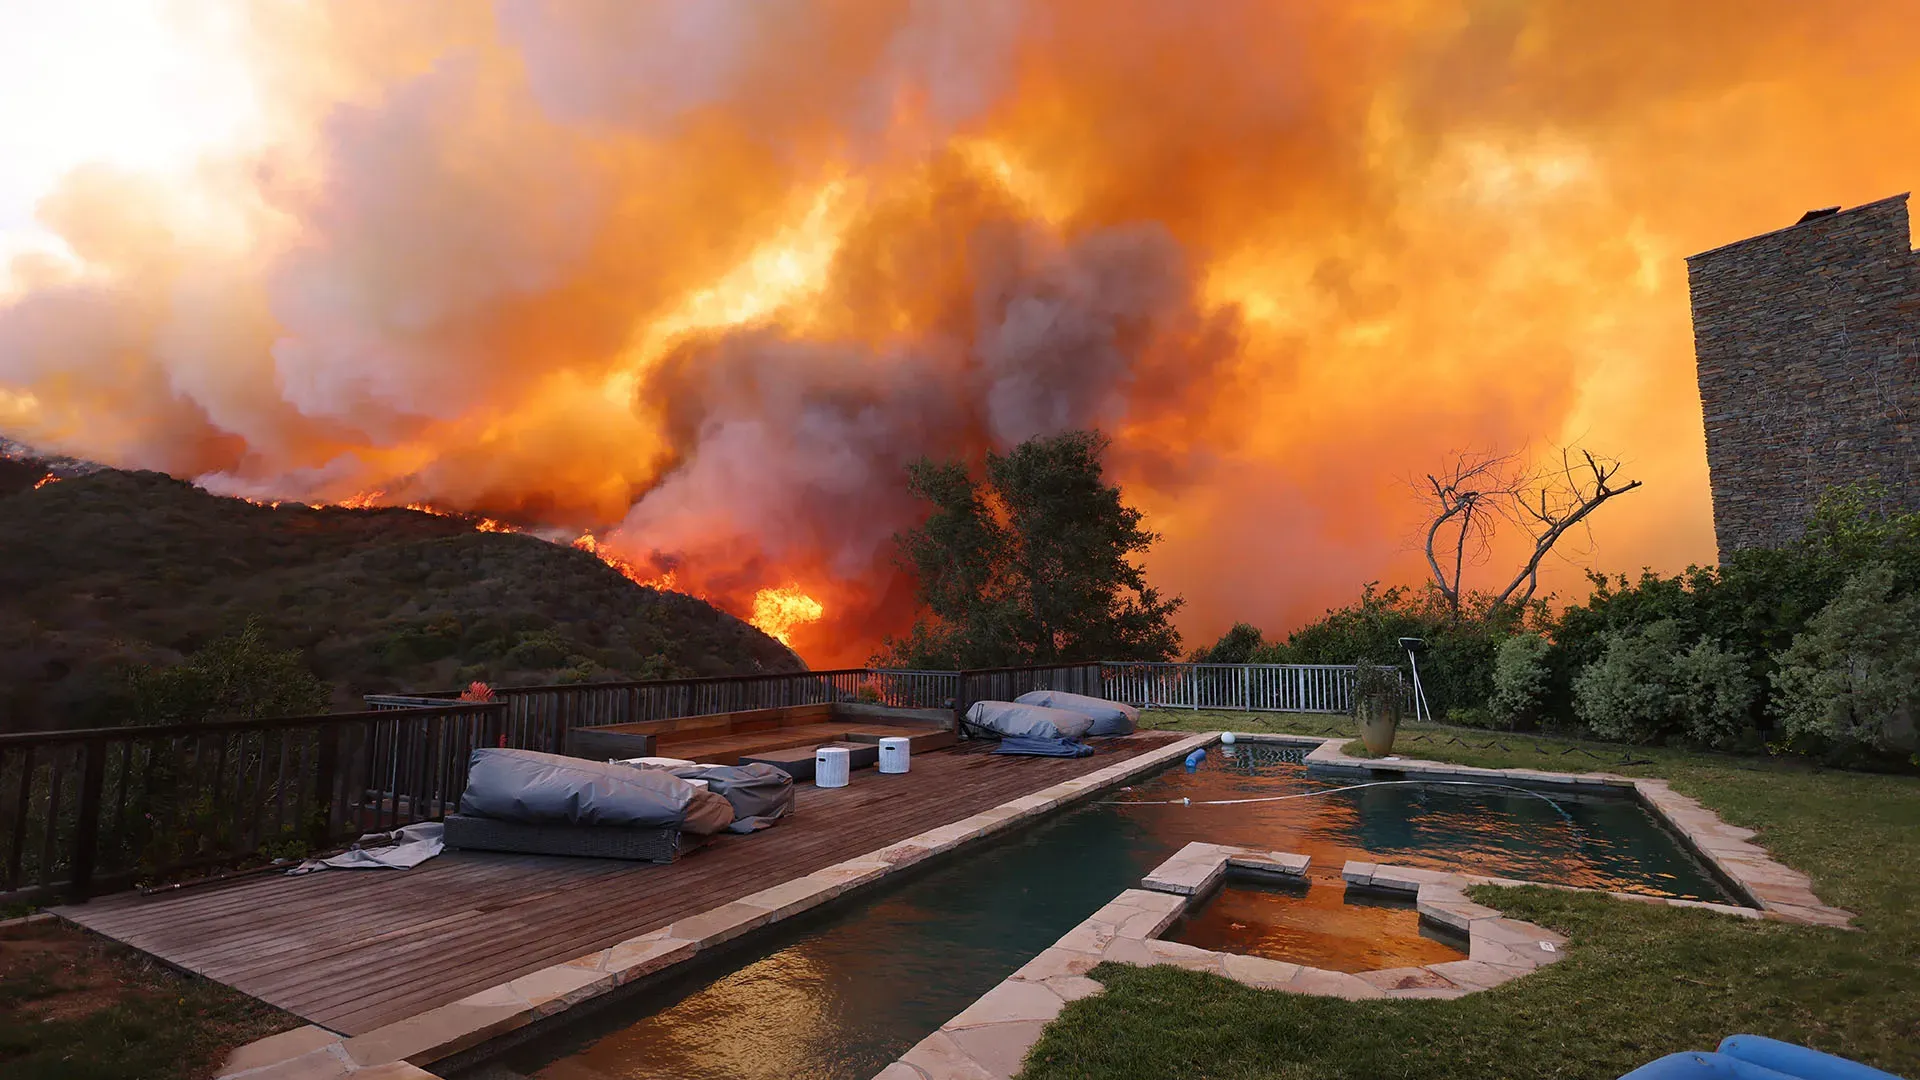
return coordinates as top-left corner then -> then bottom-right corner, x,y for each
1688,194 -> 1920,558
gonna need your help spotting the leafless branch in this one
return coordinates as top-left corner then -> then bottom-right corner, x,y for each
1416,444 -> 1641,615
1417,449 -> 1524,618
1493,447 -> 1643,608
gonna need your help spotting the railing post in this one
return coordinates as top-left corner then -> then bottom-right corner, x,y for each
313,724 -> 341,847
65,737 -> 107,904
552,694 -> 572,755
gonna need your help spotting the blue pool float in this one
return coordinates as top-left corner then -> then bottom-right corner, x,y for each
1620,1035 -> 1903,1080
1184,748 -> 1206,771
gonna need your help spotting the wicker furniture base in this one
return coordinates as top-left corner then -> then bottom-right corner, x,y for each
442,814 -> 687,863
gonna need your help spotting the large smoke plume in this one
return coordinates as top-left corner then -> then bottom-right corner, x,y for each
4,1 -> 1919,663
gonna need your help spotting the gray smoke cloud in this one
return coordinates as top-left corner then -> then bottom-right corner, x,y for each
613,212 -> 1230,607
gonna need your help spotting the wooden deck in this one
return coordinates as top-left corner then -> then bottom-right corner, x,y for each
56,733 -> 1178,1036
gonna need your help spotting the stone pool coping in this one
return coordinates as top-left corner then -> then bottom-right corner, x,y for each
1289,734 -> 1853,927
211,731 -> 1217,1080
873,736 -> 1857,1080
877,841 -> 1573,1080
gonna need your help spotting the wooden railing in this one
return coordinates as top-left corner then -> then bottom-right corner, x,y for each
957,664 -> 1106,716
10,661 -> 1386,905
0,702 -> 505,905
369,669 -> 962,749
370,662 -> 1364,751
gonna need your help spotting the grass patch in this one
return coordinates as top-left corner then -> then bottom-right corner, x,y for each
0,918 -> 296,1080
1022,712 -> 1920,1079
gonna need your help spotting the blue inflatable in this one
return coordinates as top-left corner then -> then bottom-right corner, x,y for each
1184,748 -> 1207,771
1621,1036 -> 1903,1080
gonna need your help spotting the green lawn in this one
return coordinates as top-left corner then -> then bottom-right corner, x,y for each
0,917 -> 294,1080
1021,712 -> 1920,1079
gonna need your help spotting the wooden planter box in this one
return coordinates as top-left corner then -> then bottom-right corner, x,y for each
565,702 -> 955,766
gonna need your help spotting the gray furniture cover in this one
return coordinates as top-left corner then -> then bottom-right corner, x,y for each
1014,690 -> 1139,735
457,747 -> 735,836
660,763 -> 794,833
963,700 -> 1095,741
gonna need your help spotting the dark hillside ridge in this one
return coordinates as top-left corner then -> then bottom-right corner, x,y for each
0,469 -> 801,730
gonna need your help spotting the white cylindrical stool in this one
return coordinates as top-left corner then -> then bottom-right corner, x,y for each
878,736 -> 911,774
814,746 -> 851,788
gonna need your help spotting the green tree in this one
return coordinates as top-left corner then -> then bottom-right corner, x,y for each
1192,622 -> 1267,664
877,430 -> 1183,668
129,620 -> 332,725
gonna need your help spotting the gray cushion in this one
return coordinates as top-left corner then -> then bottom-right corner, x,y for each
964,701 -> 1095,740
1014,690 -> 1138,735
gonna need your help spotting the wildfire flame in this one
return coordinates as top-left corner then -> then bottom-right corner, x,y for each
750,586 -> 826,648
33,474 -> 57,490
570,532 -> 675,591
4,4 -> 1919,665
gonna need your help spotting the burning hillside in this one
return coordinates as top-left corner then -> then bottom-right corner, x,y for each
4,3 -> 1919,664
0,467 -> 801,729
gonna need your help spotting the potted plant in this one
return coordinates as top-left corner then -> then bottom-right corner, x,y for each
1351,660 -> 1402,756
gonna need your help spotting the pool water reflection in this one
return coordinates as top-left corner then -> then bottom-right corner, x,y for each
1167,879 -> 1468,972
463,742 -> 1725,1080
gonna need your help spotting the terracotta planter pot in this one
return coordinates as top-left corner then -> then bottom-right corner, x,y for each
1356,702 -> 1400,756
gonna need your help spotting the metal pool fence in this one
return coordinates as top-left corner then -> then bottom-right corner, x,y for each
1099,662 -> 1363,713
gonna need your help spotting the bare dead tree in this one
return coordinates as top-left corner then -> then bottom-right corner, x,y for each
1419,449 -> 1523,617
1418,445 -> 1642,616
1492,447 -> 1642,608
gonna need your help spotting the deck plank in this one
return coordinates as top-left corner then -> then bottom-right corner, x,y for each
57,733 -> 1176,1035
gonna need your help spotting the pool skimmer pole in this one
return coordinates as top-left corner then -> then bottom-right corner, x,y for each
1399,636 -> 1434,723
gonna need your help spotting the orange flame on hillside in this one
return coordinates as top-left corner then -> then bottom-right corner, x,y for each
33,474 -> 57,490
750,586 -> 826,648
570,532 -> 670,589
5,3 -> 1920,665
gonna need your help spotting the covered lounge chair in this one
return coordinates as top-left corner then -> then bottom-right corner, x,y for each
443,748 -> 737,862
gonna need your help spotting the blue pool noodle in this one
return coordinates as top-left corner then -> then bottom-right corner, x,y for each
1183,748 -> 1206,770
1617,1036 -> 1903,1080
1718,1036 -> 1903,1080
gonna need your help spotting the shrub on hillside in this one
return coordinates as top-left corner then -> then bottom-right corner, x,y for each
1772,564 -> 1920,758
1488,632 -> 1553,730
129,620 -> 332,725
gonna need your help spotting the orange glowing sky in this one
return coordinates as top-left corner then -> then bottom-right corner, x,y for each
3,1 -> 1918,665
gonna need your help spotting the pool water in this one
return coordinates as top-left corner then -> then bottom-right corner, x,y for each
462,743 -> 1726,1080
1167,879 -> 1469,972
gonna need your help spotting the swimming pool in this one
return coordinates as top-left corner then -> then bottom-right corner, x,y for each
458,742 -> 1726,1080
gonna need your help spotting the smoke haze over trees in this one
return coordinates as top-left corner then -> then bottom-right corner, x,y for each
7,3 -> 1920,662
